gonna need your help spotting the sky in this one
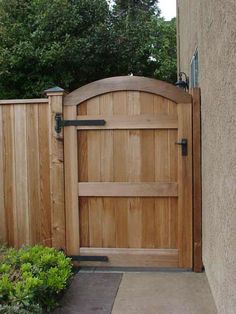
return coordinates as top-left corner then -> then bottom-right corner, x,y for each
158,0 -> 176,20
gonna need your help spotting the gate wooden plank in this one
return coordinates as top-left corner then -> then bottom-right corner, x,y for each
100,94 -> 116,248
154,97 -> 170,248
78,182 -> 178,197
140,92 -> 155,248
127,92 -> 142,248
76,114 -> 178,130
65,76 -> 192,106
86,97 -> 102,247
113,92 -> 128,248
64,105 -> 79,255
79,248 -> 179,268
168,101 -> 178,249
78,103 -> 89,247
177,102 -> 193,268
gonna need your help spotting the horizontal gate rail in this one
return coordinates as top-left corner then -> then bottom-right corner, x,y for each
76,114 -> 178,130
78,182 -> 178,197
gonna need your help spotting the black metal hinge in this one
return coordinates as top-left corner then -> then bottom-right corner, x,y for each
69,255 -> 109,262
59,249 -> 108,262
55,113 -> 106,134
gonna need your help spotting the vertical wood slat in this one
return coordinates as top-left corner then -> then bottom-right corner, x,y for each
99,94 -> 115,248
177,102 -> 193,268
78,103 -> 89,247
190,88 -> 203,272
113,92 -> 128,248
127,92 -> 142,248
64,105 -> 79,255
14,105 -> 30,246
38,105 -> 52,246
0,107 -> 7,243
140,92 -> 155,248
154,97 -> 171,248
2,105 -> 17,246
46,91 -> 66,250
87,98 -> 102,247
26,105 -> 41,244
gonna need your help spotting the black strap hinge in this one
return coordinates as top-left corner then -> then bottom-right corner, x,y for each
55,113 -> 106,134
69,255 -> 109,262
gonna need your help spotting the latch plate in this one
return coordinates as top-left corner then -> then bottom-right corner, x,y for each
175,138 -> 188,156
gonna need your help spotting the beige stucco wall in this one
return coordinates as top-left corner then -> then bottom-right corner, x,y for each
177,1 -> 236,313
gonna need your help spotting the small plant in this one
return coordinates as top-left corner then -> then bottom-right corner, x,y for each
0,245 -> 72,313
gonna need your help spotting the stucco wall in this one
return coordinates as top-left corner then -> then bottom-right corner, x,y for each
177,1 -> 236,313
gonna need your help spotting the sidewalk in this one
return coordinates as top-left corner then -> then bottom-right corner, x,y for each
55,271 -> 217,314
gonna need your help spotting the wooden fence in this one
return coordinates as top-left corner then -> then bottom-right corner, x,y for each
0,82 -> 202,271
0,90 -> 66,250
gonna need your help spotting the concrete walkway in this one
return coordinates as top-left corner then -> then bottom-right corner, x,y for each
55,271 -> 217,314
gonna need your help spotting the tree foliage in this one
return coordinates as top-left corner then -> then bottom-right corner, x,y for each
113,0 -> 160,15
0,0 -> 177,99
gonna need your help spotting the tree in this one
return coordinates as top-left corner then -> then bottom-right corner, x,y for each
0,0 -> 177,99
0,0 -> 111,98
113,0 -> 160,15
152,18 -> 177,83
110,1 -> 176,81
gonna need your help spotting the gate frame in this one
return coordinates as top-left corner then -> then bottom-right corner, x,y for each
47,77 -> 202,271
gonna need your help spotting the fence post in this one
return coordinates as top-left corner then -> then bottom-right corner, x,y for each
45,87 -> 66,251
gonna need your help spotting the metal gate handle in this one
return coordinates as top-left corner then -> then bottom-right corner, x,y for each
175,138 -> 188,156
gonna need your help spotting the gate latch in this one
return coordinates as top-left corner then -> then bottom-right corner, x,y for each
55,113 -> 106,134
175,138 -> 188,156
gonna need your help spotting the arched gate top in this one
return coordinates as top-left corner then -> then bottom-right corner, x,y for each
64,76 -> 192,106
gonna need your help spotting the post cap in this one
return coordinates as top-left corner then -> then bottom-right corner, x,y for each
44,86 -> 65,95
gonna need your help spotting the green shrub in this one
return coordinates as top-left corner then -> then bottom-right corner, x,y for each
0,245 -> 72,313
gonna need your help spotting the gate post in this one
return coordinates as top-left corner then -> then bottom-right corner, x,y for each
63,104 -> 80,255
190,88 -> 203,272
45,87 -> 66,251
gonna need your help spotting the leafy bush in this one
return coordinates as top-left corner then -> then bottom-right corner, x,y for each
0,246 -> 72,313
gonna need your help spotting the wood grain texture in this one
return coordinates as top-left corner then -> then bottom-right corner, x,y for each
113,92 -> 128,248
0,107 -> 7,244
64,105 -> 79,255
47,92 -> 66,250
77,91 -> 182,266
86,98 -> 103,247
14,105 -> 29,246
26,105 -> 41,244
76,114 -> 178,129
190,88 -> 203,272
38,105 -> 52,246
0,100 -> 57,248
79,248 -> 179,267
3,106 -> 17,246
177,102 -> 193,268
0,99 -> 48,105
78,182 -> 178,197
0,78 -> 195,270
64,76 -> 192,106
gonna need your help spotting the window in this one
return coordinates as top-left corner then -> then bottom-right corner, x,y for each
191,49 -> 199,87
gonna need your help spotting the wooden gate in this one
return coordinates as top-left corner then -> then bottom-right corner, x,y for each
63,76 -> 193,269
